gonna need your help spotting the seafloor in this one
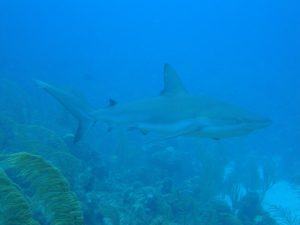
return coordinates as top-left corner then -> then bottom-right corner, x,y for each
0,79 -> 299,225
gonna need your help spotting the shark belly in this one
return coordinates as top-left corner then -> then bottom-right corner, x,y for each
190,125 -> 250,138
135,118 -> 202,134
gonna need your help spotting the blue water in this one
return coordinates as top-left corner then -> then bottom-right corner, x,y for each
0,0 -> 299,224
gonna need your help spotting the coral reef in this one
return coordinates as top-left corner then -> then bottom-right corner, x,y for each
268,205 -> 299,225
0,78 -> 292,225
0,170 -> 39,225
0,152 -> 84,225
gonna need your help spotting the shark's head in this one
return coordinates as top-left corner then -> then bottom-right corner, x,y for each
233,115 -> 272,135
198,112 -> 272,139
245,116 -> 272,129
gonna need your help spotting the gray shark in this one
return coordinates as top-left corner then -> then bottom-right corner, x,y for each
35,64 -> 271,143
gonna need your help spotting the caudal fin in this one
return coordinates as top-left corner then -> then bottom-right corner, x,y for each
35,80 -> 95,143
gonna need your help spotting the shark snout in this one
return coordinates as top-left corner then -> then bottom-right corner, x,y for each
248,117 -> 272,130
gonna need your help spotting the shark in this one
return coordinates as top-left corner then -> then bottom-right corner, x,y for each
35,64 -> 271,143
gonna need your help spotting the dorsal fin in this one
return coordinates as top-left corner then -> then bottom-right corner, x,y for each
108,98 -> 117,107
160,64 -> 188,96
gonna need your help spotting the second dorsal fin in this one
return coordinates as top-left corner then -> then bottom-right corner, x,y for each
108,98 -> 117,107
160,64 -> 188,96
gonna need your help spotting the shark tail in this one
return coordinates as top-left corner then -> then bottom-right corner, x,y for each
35,80 -> 96,143
73,116 -> 95,143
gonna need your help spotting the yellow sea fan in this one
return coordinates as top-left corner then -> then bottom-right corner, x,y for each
5,152 -> 84,225
13,124 -> 69,155
0,169 -> 40,225
47,151 -> 85,187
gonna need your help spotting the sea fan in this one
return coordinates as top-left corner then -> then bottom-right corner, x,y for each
4,152 -> 84,225
0,169 -> 40,225
13,124 -> 69,155
268,204 -> 300,225
47,151 -> 85,187
4,123 -> 84,186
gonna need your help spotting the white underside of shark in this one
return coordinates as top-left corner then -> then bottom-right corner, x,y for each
36,64 -> 271,143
